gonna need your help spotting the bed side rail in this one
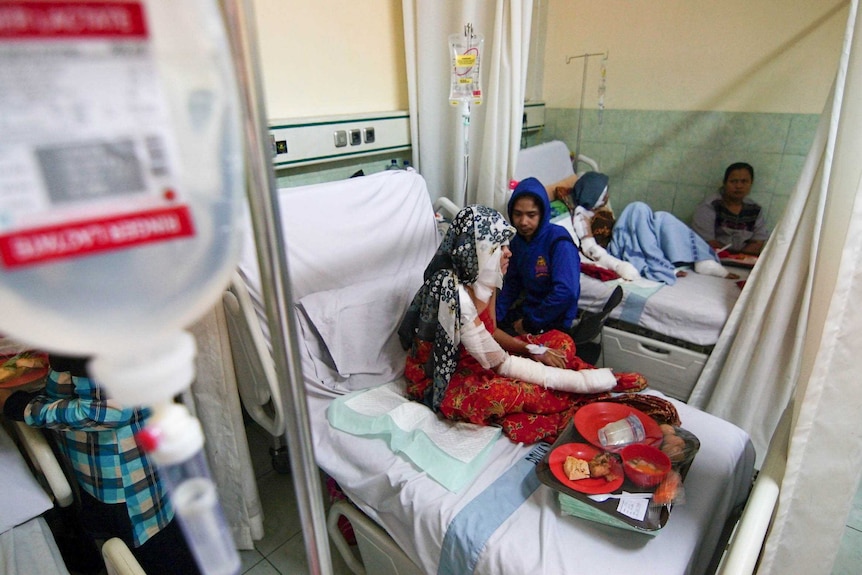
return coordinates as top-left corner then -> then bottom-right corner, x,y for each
715,406 -> 791,574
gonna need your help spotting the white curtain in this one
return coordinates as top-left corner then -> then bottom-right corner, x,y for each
402,0 -> 533,212
690,2 -> 862,572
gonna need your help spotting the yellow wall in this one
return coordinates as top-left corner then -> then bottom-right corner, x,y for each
251,1 -> 850,118
251,0 -> 408,120
543,0 -> 849,113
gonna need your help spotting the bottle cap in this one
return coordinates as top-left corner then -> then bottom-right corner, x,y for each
89,331 -> 196,408
145,403 -> 205,466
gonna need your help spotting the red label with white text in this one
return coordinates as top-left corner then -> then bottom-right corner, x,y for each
0,2 -> 147,39
0,206 -> 195,268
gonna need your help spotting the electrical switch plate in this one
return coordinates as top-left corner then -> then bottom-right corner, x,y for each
350,129 -> 361,146
334,130 -> 348,147
363,127 -> 375,144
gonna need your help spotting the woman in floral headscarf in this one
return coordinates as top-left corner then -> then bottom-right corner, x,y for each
398,205 -> 670,444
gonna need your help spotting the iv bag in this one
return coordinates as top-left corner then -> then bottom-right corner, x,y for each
0,0 -> 244,360
449,32 -> 484,106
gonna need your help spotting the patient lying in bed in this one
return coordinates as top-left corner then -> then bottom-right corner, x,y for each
397,205 -> 676,444
549,172 -> 738,285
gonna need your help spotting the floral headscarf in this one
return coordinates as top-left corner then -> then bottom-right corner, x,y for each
398,205 -> 515,411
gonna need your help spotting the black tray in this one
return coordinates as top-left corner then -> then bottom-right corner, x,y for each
536,419 -> 700,533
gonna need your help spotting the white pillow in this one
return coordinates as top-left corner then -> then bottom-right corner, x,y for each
296,271 -> 423,391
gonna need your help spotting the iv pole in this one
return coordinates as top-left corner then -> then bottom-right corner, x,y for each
565,51 -> 606,171
222,2 -> 333,575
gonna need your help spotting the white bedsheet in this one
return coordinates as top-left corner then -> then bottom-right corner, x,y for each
578,270 -> 747,347
310,384 -> 754,575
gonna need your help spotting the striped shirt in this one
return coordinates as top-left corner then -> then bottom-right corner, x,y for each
691,194 -> 769,252
24,368 -> 173,546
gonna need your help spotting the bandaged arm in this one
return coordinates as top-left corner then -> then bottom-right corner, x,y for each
580,236 -> 640,281
458,293 -> 615,394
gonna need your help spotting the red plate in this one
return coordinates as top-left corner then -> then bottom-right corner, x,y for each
0,352 -> 49,389
548,442 -> 624,494
574,402 -> 663,451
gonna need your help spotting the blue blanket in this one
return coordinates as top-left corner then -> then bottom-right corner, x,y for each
609,202 -> 717,285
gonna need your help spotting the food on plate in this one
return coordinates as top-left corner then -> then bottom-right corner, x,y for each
588,452 -> 619,482
0,352 -> 47,385
563,456 -> 590,481
627,457 -> 664,475
659,425 -> 688,463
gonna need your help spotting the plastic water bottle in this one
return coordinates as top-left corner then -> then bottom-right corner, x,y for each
385,159 -> 401,170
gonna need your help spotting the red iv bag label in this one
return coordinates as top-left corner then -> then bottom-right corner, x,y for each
0,1 -> 192,269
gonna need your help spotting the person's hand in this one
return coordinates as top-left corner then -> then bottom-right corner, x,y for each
533,348 -> 567,369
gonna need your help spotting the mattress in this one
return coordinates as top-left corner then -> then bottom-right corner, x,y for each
309,383 -> 754,575
552,212 -> 747,349
578,269 -> 747,349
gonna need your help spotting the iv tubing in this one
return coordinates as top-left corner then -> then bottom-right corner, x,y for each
221,2 -> 332,574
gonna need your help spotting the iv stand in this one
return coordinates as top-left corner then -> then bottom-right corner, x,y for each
222,2 -> 333,575
461,100 -> 471,207
565,51 -> 606,171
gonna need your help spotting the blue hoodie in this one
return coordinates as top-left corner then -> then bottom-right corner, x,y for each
496,177 -> 581,333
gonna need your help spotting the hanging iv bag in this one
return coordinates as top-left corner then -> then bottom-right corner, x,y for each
0,0 -> 244,387
449,31 -> 484,106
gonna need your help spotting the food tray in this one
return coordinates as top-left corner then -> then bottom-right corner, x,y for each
535,418 -> 700,533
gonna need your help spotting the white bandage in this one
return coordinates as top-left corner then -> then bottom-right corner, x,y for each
497,355 -> 616,394
694,259 -> 731,278
581,237 -> 640,281
459,317 -> 507,370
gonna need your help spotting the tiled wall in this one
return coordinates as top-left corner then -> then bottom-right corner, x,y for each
541,108 -> 821,229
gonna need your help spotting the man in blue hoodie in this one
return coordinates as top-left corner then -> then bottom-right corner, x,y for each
496,177 -> 581,336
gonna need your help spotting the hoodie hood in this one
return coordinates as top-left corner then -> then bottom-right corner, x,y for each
508,176 -> 552,230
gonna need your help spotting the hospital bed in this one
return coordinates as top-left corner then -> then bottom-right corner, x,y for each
514,141 -> 747,401
227,168 -> 755,574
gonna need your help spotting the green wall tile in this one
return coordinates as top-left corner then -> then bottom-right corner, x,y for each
539,108 -> 818,230
785,114 -> 821,155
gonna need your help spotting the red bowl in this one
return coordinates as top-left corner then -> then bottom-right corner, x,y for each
620,443 -> 671,488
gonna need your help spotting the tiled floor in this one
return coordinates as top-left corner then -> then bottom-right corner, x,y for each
238,419 -> 356,575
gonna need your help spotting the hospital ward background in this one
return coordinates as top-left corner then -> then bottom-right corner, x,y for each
3,1 -> 862,575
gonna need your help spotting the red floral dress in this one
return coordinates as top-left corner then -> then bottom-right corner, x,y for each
404,309 -> 647,444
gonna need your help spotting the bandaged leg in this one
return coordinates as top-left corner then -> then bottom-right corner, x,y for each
497,355 -> 616,394
694,259 -> 731,278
